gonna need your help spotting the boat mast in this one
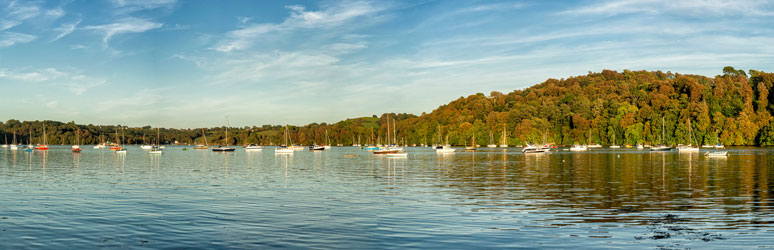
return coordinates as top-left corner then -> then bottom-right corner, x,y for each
662,117 -> 666,145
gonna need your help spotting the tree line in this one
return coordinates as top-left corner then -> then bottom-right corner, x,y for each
3,67 -> 774,146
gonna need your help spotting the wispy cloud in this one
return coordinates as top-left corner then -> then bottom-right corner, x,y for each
44,8 -> 64,19
85,17 -> 163,46
211,1 -> 386,52
0,67 -> 105,95
0,31 -> 36,47
561,0 -> 774,16
51,20 -> 80,41
0,1 -> 41,30
111,0 -> 177,14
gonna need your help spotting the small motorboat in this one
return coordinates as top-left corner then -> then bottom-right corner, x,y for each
245,144 -> 263,151
275,146 -> 294,154
212,146 -> 235,152
386,152 -> 408,157
706,151 -> 728,157
569,145 -> 588,151
374,148 -> 400,154
436,145 -> 455,153
650,145 -> 671,151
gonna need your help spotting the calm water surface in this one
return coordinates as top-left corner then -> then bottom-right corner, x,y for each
1,146 -> 774,249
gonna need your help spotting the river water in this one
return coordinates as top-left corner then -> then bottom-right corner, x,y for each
1,146 -> 773,249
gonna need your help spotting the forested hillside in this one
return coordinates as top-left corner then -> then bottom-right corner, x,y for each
3,67 -> 774,146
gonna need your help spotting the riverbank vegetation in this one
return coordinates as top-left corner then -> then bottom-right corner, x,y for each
2,67 -> 774,146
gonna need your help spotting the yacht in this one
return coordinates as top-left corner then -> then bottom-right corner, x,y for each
212,117 -> 235,152
436,145 -> 455,153
570,144 -> 588,151
275,125 -> 295,154
149,127 -> 163,154
245,144 -> 263,151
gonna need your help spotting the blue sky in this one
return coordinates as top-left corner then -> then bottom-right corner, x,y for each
1,0 -> 773,128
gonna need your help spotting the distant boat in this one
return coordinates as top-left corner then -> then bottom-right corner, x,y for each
436,132 -> 455,153
245,144 -> 263,151
499,126 -> 508,147
212,117 -> 235,152
522,144 -> 548,153
110,128 -> 122,151
309,145 -> 325,151
194,128 -> 209,149
10,130 -> 18,150
386,152 -> 408,157
149,127 -> 163,154
706,151 -> 728,157
609,134 -> 620,148
35,125 -> 49,150
436,145 -> 455,153
487,131 -> 497,148
72,129 -> 82,153
636,144 -> 644,150
677,120 -> 699,153
275,125 -> 295,154
570,144 -> 588,151
373,148 -> 400,154
651,117 -> 671,152
465,134 -> 477,150
140,133 -> 152,150
115,127 -> 127,154
323,130 -> 332,149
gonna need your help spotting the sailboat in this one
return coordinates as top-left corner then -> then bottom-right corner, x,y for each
94,129 -> 106,149
436,134 -> 455,153
609,130 -> 620,148
570,130 -> 589,151
714,132 -> 725,149
487,130 -> 497,148
140,133 -> 152,150
115,127 -> 127,154
525,130 -> 551,153
373,118 -> 400,154
465,134 -> 477,150
109,128 -> 123,150
275,125 -> 295,154
149,127 -> 163,154
499,126 -> 508,148
323,130 -> 332,149
651,117 -> 672,151
72,129 -> 82,152
194,129 -> 209,149
677,120 -> 700,153
25,128 -> 34,151
10,130 -> 18,150
212,118 -> 236,152
35,125 -> 49,150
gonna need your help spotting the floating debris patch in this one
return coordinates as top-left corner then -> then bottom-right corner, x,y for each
634,214 -> 726,248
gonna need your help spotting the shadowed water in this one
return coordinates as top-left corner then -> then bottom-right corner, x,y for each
1,146 -> 773,249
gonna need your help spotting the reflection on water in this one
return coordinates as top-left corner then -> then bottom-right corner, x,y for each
1,146 -> 774,249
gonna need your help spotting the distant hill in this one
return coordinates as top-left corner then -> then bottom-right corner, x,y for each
3,67 -> 774,146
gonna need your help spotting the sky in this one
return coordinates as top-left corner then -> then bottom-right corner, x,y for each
1,0 -> 773,128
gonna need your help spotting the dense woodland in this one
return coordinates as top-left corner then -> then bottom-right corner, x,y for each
3,67 -> 774,147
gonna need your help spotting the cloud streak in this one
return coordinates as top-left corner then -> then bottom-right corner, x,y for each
0,31 -> 35,47
51,20 -> 80,41
211,1 -> 386,52
561,0 -> 774,16
85,17 -> 163,46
